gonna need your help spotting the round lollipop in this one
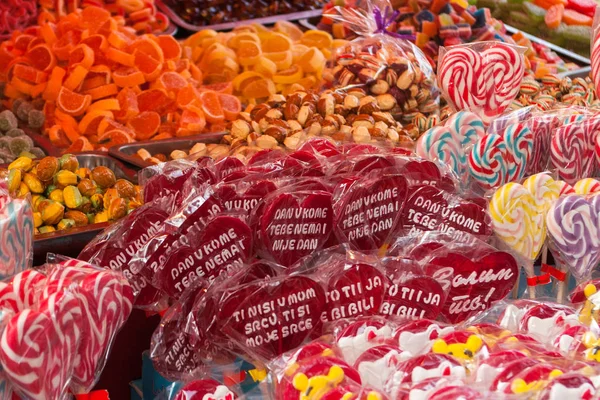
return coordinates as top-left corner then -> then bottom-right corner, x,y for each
547,195 -> 600,282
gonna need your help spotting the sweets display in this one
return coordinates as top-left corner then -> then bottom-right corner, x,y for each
3,153 -> 142,234
163,0 -> 326,26
0,0 -> 37,40
134,142 -> 213,165
0,109 -> 45,163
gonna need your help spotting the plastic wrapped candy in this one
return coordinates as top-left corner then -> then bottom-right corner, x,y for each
0,184 -> 32,280
437,41 -> 526,126
323,0 -> 439,131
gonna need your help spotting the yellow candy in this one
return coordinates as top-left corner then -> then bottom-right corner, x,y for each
273,65 -> 304,84
264,51 -> 293,70
237,40 -> 262,66
254,58 -> 278,78
574,178 -> 600,195
300,30 -> 333,50
297,47 -> 325,73
489,182 -> 545,261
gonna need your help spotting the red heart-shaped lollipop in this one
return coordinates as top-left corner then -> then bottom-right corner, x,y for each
219,276 -> 326,360
380,275 -> 445,321
426,251 -> 517,323
401,185 -> 492,241
259,191 -> 333,267
334,175 -> 407,251
174,379 -> 237,400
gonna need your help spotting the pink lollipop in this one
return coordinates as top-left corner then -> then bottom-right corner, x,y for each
591,24 -> 600,96
482,44 -> 525,121
438,46 -> 487,112
468,133 -> 513,189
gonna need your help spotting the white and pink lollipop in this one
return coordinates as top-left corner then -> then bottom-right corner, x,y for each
438,42 -> 525,125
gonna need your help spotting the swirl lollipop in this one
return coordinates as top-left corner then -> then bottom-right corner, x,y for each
468,133 -> 512,190
502,123 -> 533,182
574,178 -> 600,195
445,111 -> 485,147
591,24 -> 600,99
416,126 -> 466,177
551,123 -> 589,185
547,195 -> 600,282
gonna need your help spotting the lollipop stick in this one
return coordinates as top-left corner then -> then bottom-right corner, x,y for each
525,264 -> 536,299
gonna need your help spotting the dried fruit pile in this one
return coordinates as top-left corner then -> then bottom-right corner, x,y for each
38,0 -> 170,34
183,25 -> 345,100
4,154 -> 141,234
0,6 -> 242,152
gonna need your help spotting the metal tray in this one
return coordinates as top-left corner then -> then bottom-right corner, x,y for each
156,0 -> 323,32
109,133 -> 227,169
30,152 -> 138,264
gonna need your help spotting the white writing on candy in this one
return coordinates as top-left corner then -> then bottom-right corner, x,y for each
341,187 -> 400,241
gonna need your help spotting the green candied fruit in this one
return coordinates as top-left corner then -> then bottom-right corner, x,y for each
27,109 -> 45,130
562,25 -> 591,44
0,110 -> 18,132
509,11 -> 531,25
6,128 -> 24,138
522,2 -> 546,24
8,136 -> 33,156
15,101 -> 33,122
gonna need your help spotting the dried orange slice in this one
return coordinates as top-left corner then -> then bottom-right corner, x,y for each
81,34 -> 109,54
69,44 -> 94,69
134,49 -> 162,81
43,66 -> 66,102
131,36 -> 165,64
63,65 -> 88,91
97,129 -> 134,148
218,93 -> 241,121
297,47 -> 325,73
78,110 -> 113,136
237,40 -> 262,66
48,125 -> 71,148
81,6 -> 111,34
115,87 -> 140,121
157,35 -> 182,60
292,44 -> 309,62
176,85 -> 200,108
137,88 -> 174,114
87,98 -> 121,113
57,86 -> 92,116
263,51 -> 292,70
112,66 -> 146,87
199,91 -> 224,124
242,78 -> 276,99
274,21 -> 303,42
180,107 -> 206,133
254,57 -> 277,78
300,30 -> 333,50
26,44 -> 56,72
105,47 -> 135,67
127,111 -> 160,140
273,65 -> 303,84
262,32 -> 292,53
297,75 -> 318,90
12,64 -> 48,84
232,71 -> 263,92
66,136 -> 94,153
155,71 -> 188,94
227,32 -> 260,49
200,82 -> 233,94
184,29 -> 218,48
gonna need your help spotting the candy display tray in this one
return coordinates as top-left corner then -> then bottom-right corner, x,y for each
32,152 -> 138,264
109,133 -> 227,169
156,0 -> 323,32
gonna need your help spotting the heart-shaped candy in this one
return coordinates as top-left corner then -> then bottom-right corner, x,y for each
438,42 -> 524,125
379,275 -> 446,321
219,276 -> 326,360
401,185 -> 492,241
334,175 -> 407,251
215,180 -> 278,215
154,215 -> 253,297
324,263 -> 388,323
0,270 -> 45,313
259,191 -> 333,267
547,195 -> 600,280
426,251 -> 518,323
174,379 -> 237,400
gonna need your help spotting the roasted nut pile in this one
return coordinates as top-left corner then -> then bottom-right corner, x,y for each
134,143 -> 217,165
323,41 -> 440,126
510,75 -> 600,111
4,154 -> 142,234
221,90 -> 418,155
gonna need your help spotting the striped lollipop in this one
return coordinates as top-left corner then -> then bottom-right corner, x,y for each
468,133 -> 513,190
547,195 -> 600,280
574,178 -> 600,195
551,123 -> 589,185
416,126 -> 466,177
501,123 -> 533,182
591,22 -> 600,97
0,198 -> 33,280
445,111 -> 485,147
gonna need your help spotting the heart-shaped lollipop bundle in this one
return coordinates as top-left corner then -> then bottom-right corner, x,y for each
0,259 -> 132,398
437,42 -> 525,125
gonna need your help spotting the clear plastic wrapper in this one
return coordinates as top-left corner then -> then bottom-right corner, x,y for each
591,8 -> 600,99
323,0 -> 439,126
78,194 -> 176,309
172,378 -> 240,400
437,42 -> 526,126
0,187 -> 32,280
